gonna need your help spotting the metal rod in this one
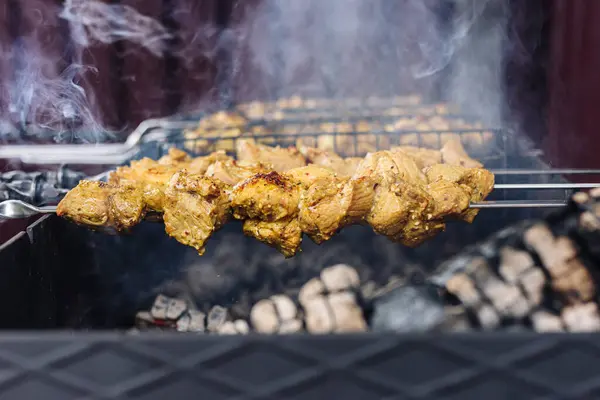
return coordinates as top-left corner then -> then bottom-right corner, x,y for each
494,183 -> 600,190
470,200 -> 568,209
491,169 -> 600,175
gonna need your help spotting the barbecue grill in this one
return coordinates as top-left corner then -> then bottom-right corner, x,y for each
1,98 -> 600,399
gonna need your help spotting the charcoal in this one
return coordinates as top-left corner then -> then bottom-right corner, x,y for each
562,303 -> 600,332
250,299 -> 280,334
150,295 -> 170,320
302,296 -> 335,334
217,322 -> 239,335
328,292 -> 367,333
207,306 -> 228,332
270,295 -> 297,321
187,310 -> 206,332
176,313 -> 192,332
320,264 -> 360,292
530,311 -> 565,332
370,285 -> 446,333
474,304 -> 501,329
233,320 -> 250,334
166,298 -> 187,320
279,320 -> 303,334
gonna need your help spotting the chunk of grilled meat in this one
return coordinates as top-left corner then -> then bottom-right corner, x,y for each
243,218 -> 302,258
163,171 -> 230,255
56,180 -> 145,231
205,159 -> 270,186
236,139 -> 306,172
425,163 -> 495,222
230,171 -> 301,221
391,146 -> 442,169
440,137 -> 483,168
298,146 -> 362,176
109,151 -> 231,212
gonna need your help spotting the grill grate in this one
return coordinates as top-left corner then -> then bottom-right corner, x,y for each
155,100 -> 512,165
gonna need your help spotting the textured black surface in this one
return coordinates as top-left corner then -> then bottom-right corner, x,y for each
0,333 -> 594,399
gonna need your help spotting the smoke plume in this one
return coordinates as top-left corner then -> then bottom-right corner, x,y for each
0,0 -> 173,144
235,0 -> 505,125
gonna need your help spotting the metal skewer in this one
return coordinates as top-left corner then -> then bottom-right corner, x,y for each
494,183 -> 600,190
0,200 -> 57,219
0,198 -> 576,220
469,200 -> 568,209
1,181 -> 597,219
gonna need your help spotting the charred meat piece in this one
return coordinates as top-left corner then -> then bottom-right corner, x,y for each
57,180 -> 112,228
110,161 -> 177,212
162,171 -> 230,255
236,139 -> 306,172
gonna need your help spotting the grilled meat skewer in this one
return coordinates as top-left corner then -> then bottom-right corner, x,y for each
57,140 -> 494,256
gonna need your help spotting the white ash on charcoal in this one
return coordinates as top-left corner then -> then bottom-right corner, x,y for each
251,295 -> 303,334
566,190 -> 600,264
134,295 -> 248,334
524,224 -> 596,305
247,264 -> 369,334
297,264 -> 368,334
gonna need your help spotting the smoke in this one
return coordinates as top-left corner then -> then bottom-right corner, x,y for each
236,0 -> 506,125
60,0 -> 173,58
0,0 -> 174,144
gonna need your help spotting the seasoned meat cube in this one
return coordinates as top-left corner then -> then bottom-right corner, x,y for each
284,165 -> 337,188
243,218 -> 303,257
441,137 -> 483,168
230,172 -> 300,221
298,176 -> 350,243
162,171 -> 230,255
205,160 -> 269,186
236,139 -> 306,172
57,180 -> 145,230
106,184 -> 146,230
354,150 -> 426,186
299,146 -> 362,176
426,180 -> 472,219
57,180 -> 111,227
425,164 -> 494,222
158,147 -> 191,165
391,146 -> 442,168
187,151 -> 232,175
